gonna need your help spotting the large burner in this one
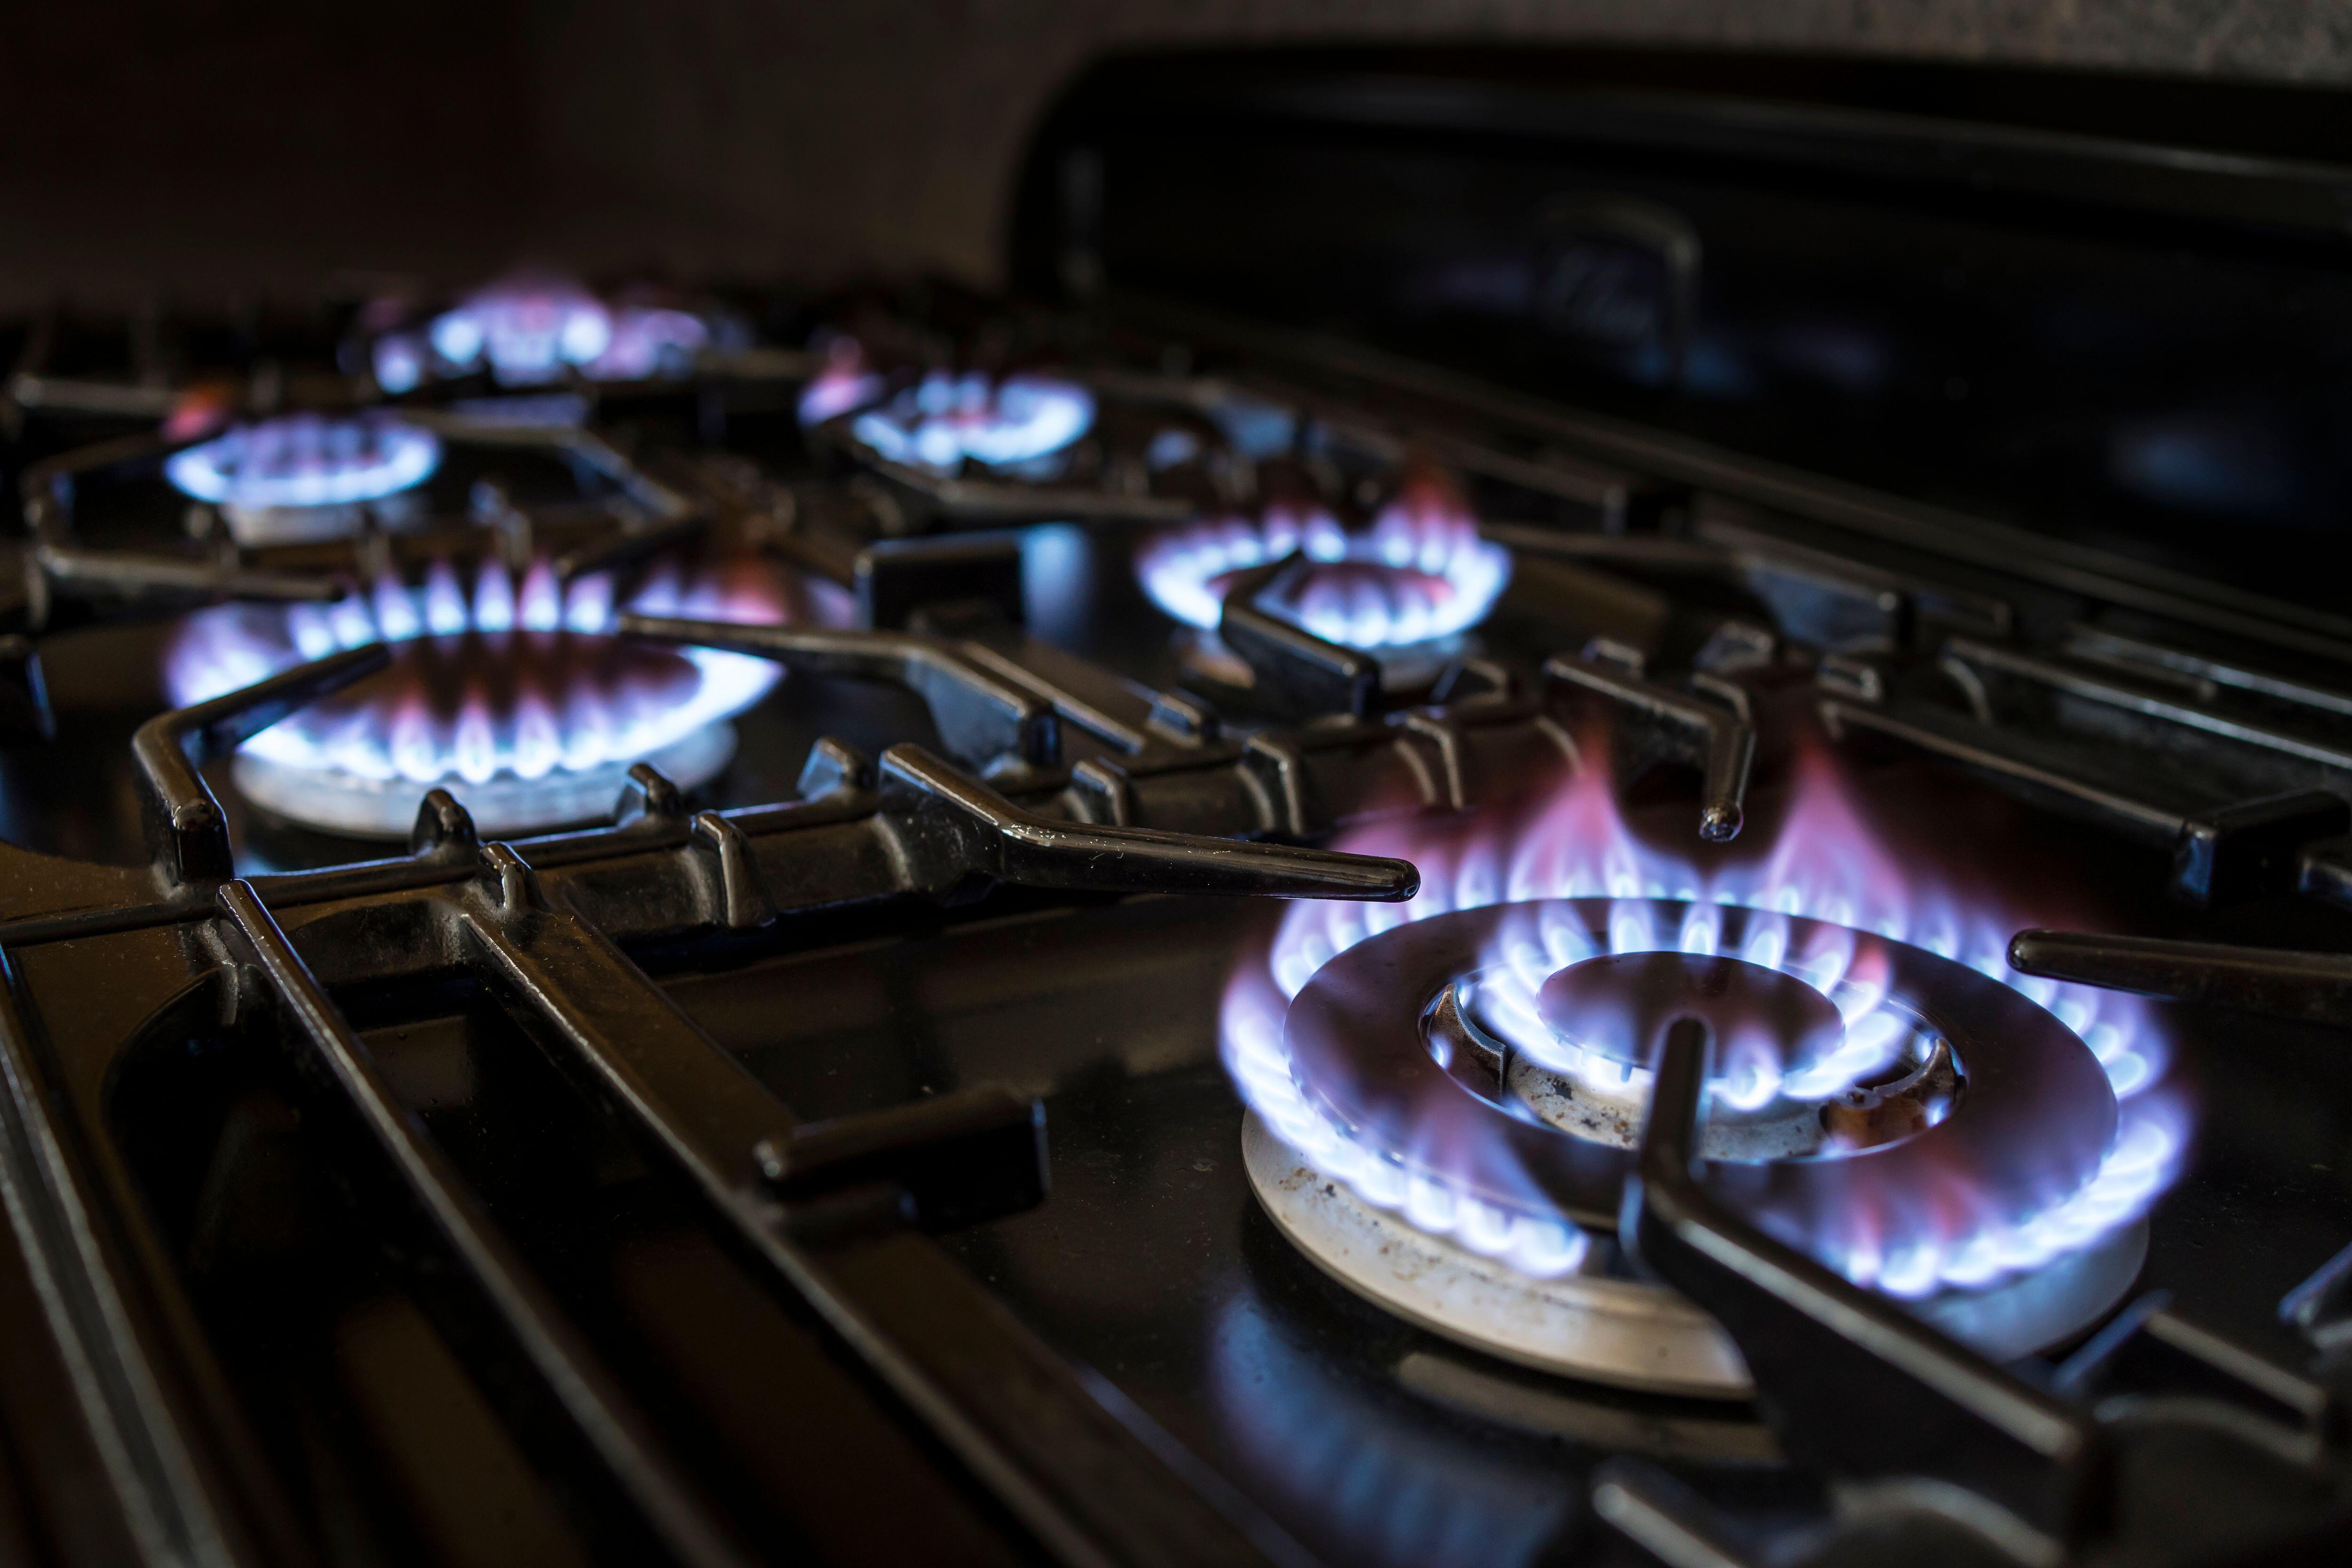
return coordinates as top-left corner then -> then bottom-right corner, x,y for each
1137,470 -> 1511,658
167,412 -> 441,543
167,553 -> 809,837
1224,757 -> 2185,1394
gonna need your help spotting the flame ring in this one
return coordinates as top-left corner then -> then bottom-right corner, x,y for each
1136,515 -> 1512,648
167,413 -> 441,510
1268,898 -> 2130,1296
847,373 -> 1096,473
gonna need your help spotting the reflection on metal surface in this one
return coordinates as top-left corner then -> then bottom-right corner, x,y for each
1392,1351 -> 1777,1463
1209,1283 -> 1569,1568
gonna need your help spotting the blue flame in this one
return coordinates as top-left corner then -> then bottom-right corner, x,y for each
167,556 -> 787,789
374,276 -> 711,390
1139,478 -> 1510,649
1225,754 -> 2187,1300
167,413 -> 441,510
848,372 -> 1094,472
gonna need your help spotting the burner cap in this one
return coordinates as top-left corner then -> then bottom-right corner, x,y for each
1537,952 -> 1846,1090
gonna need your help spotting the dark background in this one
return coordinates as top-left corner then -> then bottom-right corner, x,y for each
2,2 -> 2348,309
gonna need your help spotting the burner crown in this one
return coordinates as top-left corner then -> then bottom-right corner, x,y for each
1537,951 -> 1846,1086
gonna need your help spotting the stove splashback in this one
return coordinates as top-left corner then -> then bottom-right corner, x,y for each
1015,49 -> 2352,620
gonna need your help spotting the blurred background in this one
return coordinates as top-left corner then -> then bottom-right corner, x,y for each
4,1 -> 2348,309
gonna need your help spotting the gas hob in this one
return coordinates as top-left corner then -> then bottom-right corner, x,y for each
6,47 -> 2352,1568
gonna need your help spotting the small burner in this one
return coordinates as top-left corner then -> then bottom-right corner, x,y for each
795,336 -> 886,426
166,412 -> 441,543
1224,757 -> 2185,1393
167,553 -> 810,837
847,371 -> 1095,473
372,274 -> 711,391
1136,470 -> 1511,676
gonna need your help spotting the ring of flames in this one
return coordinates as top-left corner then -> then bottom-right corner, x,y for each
1222,757 -> 2186,1297
168,554 -> 801,790
373,275 -> 712,391
167,413 -> 441,511
1137,482 -> 1512,650
848,371 -> 1095,473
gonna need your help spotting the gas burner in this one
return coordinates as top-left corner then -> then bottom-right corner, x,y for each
1224,760 -> 2185,1393
167,553 -> 810,837
846,371 -> 1096,474
1137,470 -> 1511,680
371,274 -> 711,391
794,335 -> 886,427
166,411 -> 441,543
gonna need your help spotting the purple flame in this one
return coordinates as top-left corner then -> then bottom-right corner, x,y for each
167,555 -> 793,791
848,371 -> 1094,472
1224,755 -> 2186,1296
1138,476 -> 1510,649
373,275 -> 710,391
167,413 -> 441,510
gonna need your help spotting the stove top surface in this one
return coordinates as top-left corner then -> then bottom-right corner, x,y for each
8,52 -> 2352,1568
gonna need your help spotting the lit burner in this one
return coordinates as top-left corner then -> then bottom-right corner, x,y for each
167,553 -> 809,837
167,413 -> 441,543
795,336 -> 886,427
1225,753 -> 2185,1390
1136,470 -> 1511,651
847,371 -> 1095,474
373,274 -> 710,391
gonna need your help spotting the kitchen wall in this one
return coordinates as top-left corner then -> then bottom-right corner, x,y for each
527,2 -> 2352,291
1,2 -> 2344,308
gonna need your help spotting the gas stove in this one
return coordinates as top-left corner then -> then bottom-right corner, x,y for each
5,46 -> 2352,1568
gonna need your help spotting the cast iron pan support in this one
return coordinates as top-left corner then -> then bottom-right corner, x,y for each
2011,928 -> 2352,1028
213,870 -> 757,1568
1615,1016 -> 2111,1549
878,742 -> 1419,901
1216,554 -> 1380,720
450,843 -> 1313,1567
131,644 -> 388,886
1547,649 -> 1752,842
620,612 -> 1061,769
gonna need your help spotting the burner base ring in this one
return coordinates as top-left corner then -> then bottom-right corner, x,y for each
1243,1111 -> 2146,1400
233,722 -> 736,839
1175,626 -> 1462,696
222,488 -> 428,545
